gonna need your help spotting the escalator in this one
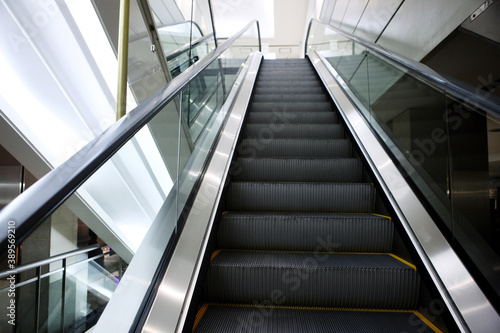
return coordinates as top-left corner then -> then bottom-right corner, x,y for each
190,58 -> 440,332
3,16 -> 500,333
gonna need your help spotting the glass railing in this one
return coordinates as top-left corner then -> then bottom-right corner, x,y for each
307,19 -> 500,309
0,19 -> 261,333
0,244 -> 123,333
159,21 -> 216,78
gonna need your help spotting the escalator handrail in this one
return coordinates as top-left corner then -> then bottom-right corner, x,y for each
0,19 -> 261,257
305,18 -> 500,118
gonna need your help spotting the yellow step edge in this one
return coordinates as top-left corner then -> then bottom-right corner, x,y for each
194,303 -> 443,333
213,249 -> 417,270
388,253 -> 417,271
371,213 -> 392,221
414,311 -> 444,333
210,249 -> 222,261
192,303 -> 209,332
203,301 -> 411,313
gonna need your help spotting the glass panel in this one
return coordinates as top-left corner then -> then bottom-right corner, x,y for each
15,281 -> 36,333
0,16 -> 259,331
41,271 -> 63,333
0,279 -> 16,333
306,19 -> 500,307
176,21 -> 260,220
63,256 -> 119,333
156,0 -> 217,79
445,96 -> 500,301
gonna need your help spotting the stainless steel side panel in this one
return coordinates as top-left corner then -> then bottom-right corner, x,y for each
142,52 -> 262,333
309,51 -> 500,333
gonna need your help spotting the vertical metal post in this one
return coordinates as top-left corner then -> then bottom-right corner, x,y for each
175,91 -> 183,234
61,258 -> 67,333
35,266 -> 41,333
256,21 -> 262,52
208,0 -> 218,48
116,0 -> 131,120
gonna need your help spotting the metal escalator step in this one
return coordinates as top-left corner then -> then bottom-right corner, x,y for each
255,80 -> 323,88
233,158 -> 361,182
205,251 -> 419,309
246,112 -> 338,124
249,102 -> 333,113
252,93 -> 330,103
227,182 -> 375,213
253,86 -> 326,95
193,305 -> 438,333
237,139 -> 352,158
257,74 -> 320,80
243,124 -> 344,139
218,212 -> 393,252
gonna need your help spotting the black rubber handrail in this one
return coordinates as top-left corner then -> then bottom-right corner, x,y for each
0,20 -> 261,257
305,18 -> 500,118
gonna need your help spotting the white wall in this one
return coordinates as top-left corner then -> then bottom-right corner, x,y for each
320,0 -> 486,61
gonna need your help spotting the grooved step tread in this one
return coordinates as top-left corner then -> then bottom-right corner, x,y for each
232,157 -> 362,182
205,251 -> 419,309
252,93 -> 330,103
249,102 -> 333,113
227,182 -> 376,213
218,212 -> 393,252
243,124 -> 344,139
193,305 -> 440,333
237,138 -> 352,158
246,112 -> 339,124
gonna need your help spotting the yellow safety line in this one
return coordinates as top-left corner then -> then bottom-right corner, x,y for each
213,250 -> 416,270
194,304 -> 441,332
414,311 -> 444,333
388,253 -> 417,271
192,303 -> 209,332
211,250 -> 221,261
222,211 -> 230,215
371,213 -> 392,221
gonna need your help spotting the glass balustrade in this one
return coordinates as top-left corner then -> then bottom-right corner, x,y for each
307,19 -> 500,309
0,18 -> 260,332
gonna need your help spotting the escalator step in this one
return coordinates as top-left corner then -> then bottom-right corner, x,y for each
227,182 -> 376,213
255,80 -> 324,88
193,305 -> 439,333
205,251 -> 419,309
253,86 -> 326,95
252,93 -> 330,103
243,124 -> 344,139
237,139 -> 352,158
246,112 -> 338,124
232,158 -> 362,182
218,212 -> 393,252
249,102 -> 333,113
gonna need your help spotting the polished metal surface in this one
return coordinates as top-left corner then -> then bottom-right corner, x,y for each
470,0 -> 496,21
309,50 -> 500,333
141,52 -> 263,333
0,166 -> 21,211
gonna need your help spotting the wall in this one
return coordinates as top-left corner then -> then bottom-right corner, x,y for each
320,0 -> 486,61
